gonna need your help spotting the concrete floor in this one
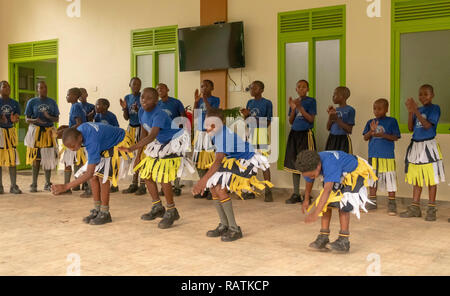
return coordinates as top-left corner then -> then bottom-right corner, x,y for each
0,170 -> 449,276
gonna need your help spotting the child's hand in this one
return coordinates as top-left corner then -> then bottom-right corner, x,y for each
1,114 -> 7,124
11,113 -> 20,123
132,103 -> 139,112
288,97 -> 297,110
51,184 -> 68,195
302,200 -> 310,214
192,179 -> 207,196
119,98 -> 127,109
118,146 -> 131,153
42,110 -> 52,119
327,105 -> 334,114
304,213 -> 318,224
240,108 -> 250,117
194,89 -> 202,103
405,98 -> 418,113
35,118 -> 46,125
370,119 -> 378,132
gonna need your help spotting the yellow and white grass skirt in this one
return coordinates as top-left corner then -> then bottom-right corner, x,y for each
192,130 -> 215,169
368,158 -> 397,192
59,146 -> 87,167
134,130 -> 195,183
205,153 -> 273,199
125,125 -> 145,174
405,139 -> 445,187
0,127 -> 20,167
308,157 -> 378,219
75,133 -> 134,187
24,124 -> 58,170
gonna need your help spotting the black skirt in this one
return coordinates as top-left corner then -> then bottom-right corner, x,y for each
284,129 -> 316,174
325,134 -> 352,154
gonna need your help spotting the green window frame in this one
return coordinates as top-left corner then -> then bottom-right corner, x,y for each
277,5 -> 346,169
131,25 -> 179,97
391,0 -> 450,134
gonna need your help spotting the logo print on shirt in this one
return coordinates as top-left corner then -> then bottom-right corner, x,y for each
336,110 -> 343,119
38,104 -> 50,113
87,122 -> 100,132
163,109 -> 172,117
1,105 -> 13,115
101,120 -> 109,125
250,108 -> 260,117
374,125 -> 385,138
143,123 -> 151,132
416,113 -> 427,128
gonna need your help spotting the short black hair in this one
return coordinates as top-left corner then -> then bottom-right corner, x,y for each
97,98 -> 110,109
0,81 -> 9,87
203,79 -> 214,88
295,150 -> 321,173
420,84 -> 434,94
297,79 -> 309,88
252,80 -> 265,90
62,128 -> 82,144
68,87 -> 82,98
206,108 -> 225,123
129,77 -> 142,85
143,87 -> 159,100
335,86 -> 351,100
80,87 -> 87,93
374,98 -> 389,109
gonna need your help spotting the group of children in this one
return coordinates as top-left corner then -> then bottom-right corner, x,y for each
0,76 -> 446,249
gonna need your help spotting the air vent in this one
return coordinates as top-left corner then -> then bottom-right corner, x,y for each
312,9 -> 344,30
33,41 -> 58,57
8,44 -> 33,60
394,0 -> 450,23
280,13 -> 310,33
154,28 -> 177,45
132,31 -> 154,48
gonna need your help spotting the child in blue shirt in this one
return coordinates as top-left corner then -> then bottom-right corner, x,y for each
325,86 -> 355,153
120,77 -> 146,196
157,83 -> 187,197
52,122 -> 134,225
363,99 -> 401,215
240,80 -> 273,202
79,88 -> 95,122
94,99 -> 119,127
297,150 -> 376,253
192,108 -> 273,242
284,80 -> 317,205
0,81 -> 22,194
24,81 -> 60,192
120,88 -> 191,230
192,80 -> 220,199
401,84 -> 445,221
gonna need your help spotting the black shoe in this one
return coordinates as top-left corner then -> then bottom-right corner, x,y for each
44,183 -> 52,192
110,186 -> 119,193
387,199 -> 397,216
206,224 -> 229,237
264,188 -> 273,202
30,184 -> 38,193
89,211 -> 112,225
194,193 -> 203,199
141,203 -> 166,221
285,194 -> 302,204
122,183 -> 138,194
0,186 -> 4,194
243,192 -> 256,200
83,209 -> 99,224
158,208 -> 180,229
328,236 -> 350,253
221,226 -> 243,242
205,190 -> 212,200
399,204 -> 422,218
73,185 -> 81,191
10,185 -> 22,194
173,187 -> 182,196
425,206 -> 437,222
135,184 -> 147,196
309,234 -> 330,252
80,189 -> 92,198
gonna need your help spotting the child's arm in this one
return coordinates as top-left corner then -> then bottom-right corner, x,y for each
295,99 -> 315,123
302,180 -> 315,214
120,98 -> 130,121
326,106 -> 336,131
72,117 -> 83,129
334,117 -> 353,134
194,89 -> 201,109
133,127 -> 148,168
192,152 -> 225,195
122,126 -> 160,152
405,98 -> 432,131
42,111 -> 59,123
305,182 -> 333,224
288,97 -> 297,125
52,164 -> 96,195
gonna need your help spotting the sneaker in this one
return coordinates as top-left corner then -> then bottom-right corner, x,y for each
82,209 -> 99,224
264,188 -> 273,202
194,193 -> 203,199
399,204 -> 422,218
173,187 -> 182,197
309,234 -> 331,252
10,185 -> 22,194
30,184 -> 38,193
243,192 -> 256,200
158,208 -> 180,229
425,206 -> 437,222
221,226 -> 243,242
205,191 -> 213,200
110,186 -> 119,193
141,203 -> 166,221
44,183 -> 52,192
206,223 -> 229,237
366,198 -> 377,211
328,236 -> 350,253
285,194 -> 302,204
387,199 -> 397,216
0,186 -> 4,194
89,211 -> 112,225
80,189 -> 92,198
135,184 -> 147,196
73,185 -> 81,191
122,183 -> 138,194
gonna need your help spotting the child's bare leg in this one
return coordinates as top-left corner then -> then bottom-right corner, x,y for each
263,168 -> 271,182
91,176 -> 101,203
100,180 -> 110,207
338,211 -> 350,233
145,178 -> 160,202
412,185 -> 422,204
321,208 -> 332,232
428,185 -> 437,204
161,182 -> 175,208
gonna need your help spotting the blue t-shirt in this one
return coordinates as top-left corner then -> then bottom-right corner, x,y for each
78,122 -> 125,165
124,93 -> 142,126
81,102 -> 95,118
212,126 -> 255,160
25,97 -> 60,127
304,151 -> 358,184
69,103 -> 87,128
363,116 -> 401,159
0,98 -> 21,129
94,111 -> 119,127
289,97 -> 317,131
330,105 -> 355,135
139,106 -> 181,145
412,104 -> 440,141
196,96 -> 221,131
246,98 -> 273,128
158,97 -> 185,120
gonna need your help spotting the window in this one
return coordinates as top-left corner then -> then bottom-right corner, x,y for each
277,6 -> 346,169
391,0 -> 450,133
131,26 -> 178,97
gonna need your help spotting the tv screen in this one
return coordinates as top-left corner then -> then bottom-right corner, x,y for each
178,21 -> 245,72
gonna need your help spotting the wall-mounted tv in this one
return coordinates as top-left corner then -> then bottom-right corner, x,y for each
178,21 -> 245,72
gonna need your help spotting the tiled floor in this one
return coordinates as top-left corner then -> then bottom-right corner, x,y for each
0,171 -> 449,276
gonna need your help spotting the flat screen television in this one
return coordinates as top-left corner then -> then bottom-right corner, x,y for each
178,21 -> 245,72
